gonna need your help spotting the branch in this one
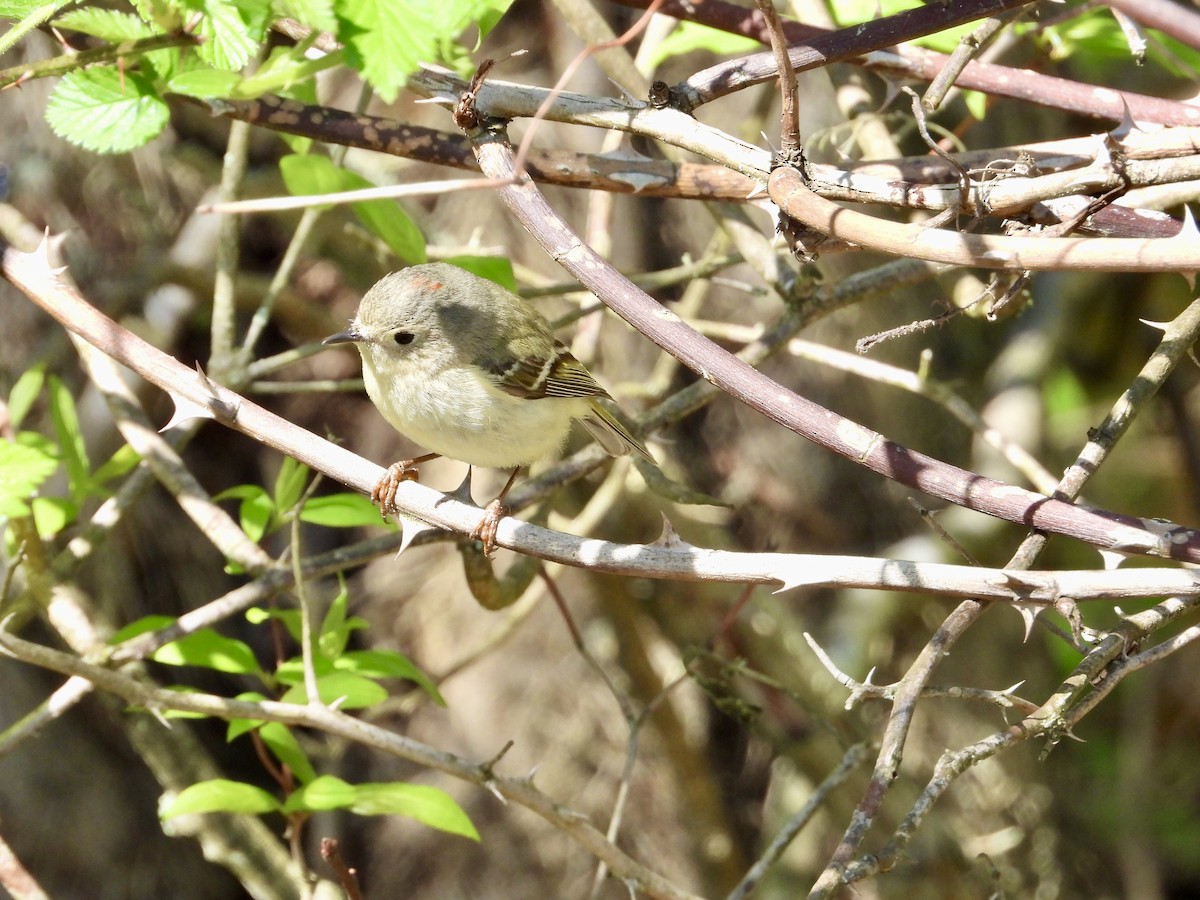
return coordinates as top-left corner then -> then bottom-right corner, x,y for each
8,238 -> 1200,595
0,628 -> 703,900
769,165 -> 1200,272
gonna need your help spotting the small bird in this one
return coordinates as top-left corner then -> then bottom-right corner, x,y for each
324,262 -> 652,554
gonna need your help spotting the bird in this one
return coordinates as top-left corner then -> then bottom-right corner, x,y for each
324,262 -> 651,554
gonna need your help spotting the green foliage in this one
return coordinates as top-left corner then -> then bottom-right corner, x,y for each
120,566 -> 464,838
645,21 -> 760,70
45,69 -> 170,153
0,439 -> 59,518
446,256 -> 517,293
1,369 -> 141,542
7,0 -> 516,153
279,153 -> 427,264
162,774 -> 479,840
215,456 -> 384,546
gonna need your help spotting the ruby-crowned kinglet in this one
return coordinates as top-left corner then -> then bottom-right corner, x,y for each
324,262 -> 651,552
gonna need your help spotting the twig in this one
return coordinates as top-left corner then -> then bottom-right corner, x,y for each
769,166 -> 1200,272
11,242 -> 1200,595
726,742 -> 869,900
0,628 -> 705,900
466,133 -> 1200,562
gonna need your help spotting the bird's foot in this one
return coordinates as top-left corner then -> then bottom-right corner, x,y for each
371,460 -> 421,517
469,499 -> 508,558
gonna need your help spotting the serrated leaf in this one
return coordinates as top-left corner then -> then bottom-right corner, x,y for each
45,68 -> 169,153
7,365 -> 45,431
281,774 -> 356,812
152,629 -> 263,674
352,783 -> 478,840
278,0 -> 335,34
299,492 -> 385,528
258,721 -> 317,783
279,672 -> 387,709
0,438 -> 59,518
336,650 -> 444,706
167,68 -> 243,98
160,779 -> 280,817
189,0 -> 265,70
53,7 -> 156,40
335,0 -> 426,103
0,1 -> 59,17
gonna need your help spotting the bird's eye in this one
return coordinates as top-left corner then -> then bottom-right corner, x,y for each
393,331 -> 415,346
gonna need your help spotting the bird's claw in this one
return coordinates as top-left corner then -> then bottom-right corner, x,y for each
469,499 -> 508,557
371,460 -> 421,517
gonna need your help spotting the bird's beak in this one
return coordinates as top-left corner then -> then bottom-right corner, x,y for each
323,323 -> 364,346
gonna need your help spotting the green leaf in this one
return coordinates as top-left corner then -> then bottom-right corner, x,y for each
160,779 -> 280,817
962,89 -> 987,122
281,774 -> 356,812
351,782 -> 478,840
445,256 -> 516,292
335,0 -> 425,103
246,605 -> 303,643
646,20 -> 760,69
167,68 -> 243,98
7,365 -> 45,431
318,581 -> 350,654
188,0 -> 266,71
90,444 -> 141,487
274,654 -> 334,685
152,629 -> 263,675
110,614 -> 176,644
54,7 -> 156,40
258,721 -> 317,783
216,484 -> 274,542
0,1 -> 59,16
337,649 -> 444,706
278,0 -> 336,34
279,672 -> 388,709
0,438 -> 59,518
352,195 -> 426,265
299,492 -> 384,528
273,456 -> 310,517
279,154 -> 426,263
30,496 -> 75,538
45,68 -> 170,153
46,376 -> 89,501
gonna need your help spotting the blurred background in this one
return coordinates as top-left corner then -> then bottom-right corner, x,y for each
2,1 -> 1200,897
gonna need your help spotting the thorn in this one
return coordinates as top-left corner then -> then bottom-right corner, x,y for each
1097,549 -> 1126,570
1138,318 -> 1170,332
448,468 -> 475,505
159,393 -> 216,432
194,363 -> 240,420
648,514 -> 689,549
1002,681 -> 1025,694
1109,99 -> 1137,140
1177,203 -> 1200,239
1015,603 -> 1038,642
395,514 -> 437,556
